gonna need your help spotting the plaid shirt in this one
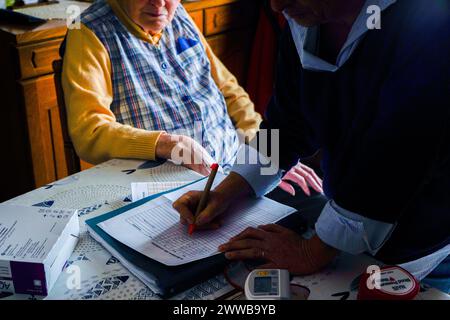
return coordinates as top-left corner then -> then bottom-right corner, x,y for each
80,0 -> 240,169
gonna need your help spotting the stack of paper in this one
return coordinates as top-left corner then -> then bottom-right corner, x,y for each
87,174 -> 296,296
100,174 -> 296,266
131,181 -> 190,202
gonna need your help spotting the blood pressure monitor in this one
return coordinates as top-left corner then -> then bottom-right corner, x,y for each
244,269 -> 291,300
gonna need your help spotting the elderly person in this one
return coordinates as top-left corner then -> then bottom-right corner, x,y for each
173,0 -> 450,293
62,0 -> 322,197
62,0 -> 263,176
62,0 -> 326,219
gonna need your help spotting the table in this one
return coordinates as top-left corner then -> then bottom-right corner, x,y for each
1,159 -> 448,300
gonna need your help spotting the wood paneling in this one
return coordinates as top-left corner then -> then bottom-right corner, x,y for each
17,38 -> 63,79
189,10 -> 204,33
204,1 -> 257,36
183,0 -> 241,12
20,75 -> 68,187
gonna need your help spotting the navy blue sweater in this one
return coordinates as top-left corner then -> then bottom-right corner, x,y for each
263,0 -> 450,263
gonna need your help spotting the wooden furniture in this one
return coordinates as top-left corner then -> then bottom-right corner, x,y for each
0,20 -> 68,202
0,0 -> 260,201
184,0 -> 260,86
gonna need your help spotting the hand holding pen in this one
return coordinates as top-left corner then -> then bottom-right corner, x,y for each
173,169 -> 254,234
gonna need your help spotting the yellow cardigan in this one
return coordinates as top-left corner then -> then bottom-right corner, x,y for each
62,0 -> 262,165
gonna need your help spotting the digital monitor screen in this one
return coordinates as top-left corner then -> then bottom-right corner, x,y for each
254,277 -> 272,293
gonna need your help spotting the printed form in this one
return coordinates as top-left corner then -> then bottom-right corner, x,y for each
98,175 -> 296,266
131,181 -> 190,202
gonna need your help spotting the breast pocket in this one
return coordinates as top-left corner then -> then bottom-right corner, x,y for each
176,42 -> 207,73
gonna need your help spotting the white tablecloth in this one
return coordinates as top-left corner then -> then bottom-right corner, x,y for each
1,159 -> 447,300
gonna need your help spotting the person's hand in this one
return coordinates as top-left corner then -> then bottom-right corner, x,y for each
173,190 -> 230,230
156,133 -> 214,176
172,172 -> 253,230
218,225 -> 338,275
278,162 -> 323,196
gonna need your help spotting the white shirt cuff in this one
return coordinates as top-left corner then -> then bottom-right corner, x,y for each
315,200 -> 395,255
231,144 -> 283,197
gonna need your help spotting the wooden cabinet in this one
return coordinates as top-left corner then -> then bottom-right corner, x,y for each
0,20 -> 69,201
20,74 -> 68,186
184,0 -> 259,88
188,9 -> 204,33
0,0 -> 260,201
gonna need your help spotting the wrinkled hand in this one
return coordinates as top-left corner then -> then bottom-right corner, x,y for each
218,225 -> 338,275
156,133 -> 214,176
278,162 -> 323,196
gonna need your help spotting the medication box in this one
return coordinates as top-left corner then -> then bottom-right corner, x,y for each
0,204 -> 79,296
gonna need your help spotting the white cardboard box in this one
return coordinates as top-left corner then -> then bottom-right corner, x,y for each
0,204 -> 79,296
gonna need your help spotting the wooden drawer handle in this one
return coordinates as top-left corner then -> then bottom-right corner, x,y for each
213,13 -> 218,28
31,46 -> 59,69
31,51 -> 38,68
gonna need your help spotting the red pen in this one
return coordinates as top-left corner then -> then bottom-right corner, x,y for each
188,163 -> 219,235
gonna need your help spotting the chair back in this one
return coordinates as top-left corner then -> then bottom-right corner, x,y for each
53,59 -> 82,174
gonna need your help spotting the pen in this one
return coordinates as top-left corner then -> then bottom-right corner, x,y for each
188,163 -> 219,235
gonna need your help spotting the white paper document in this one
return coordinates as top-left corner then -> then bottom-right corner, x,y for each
131,182 -> 191,202
99,176 -> 296,266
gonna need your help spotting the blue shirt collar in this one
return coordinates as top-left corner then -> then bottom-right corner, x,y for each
285,0 -> 397,72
